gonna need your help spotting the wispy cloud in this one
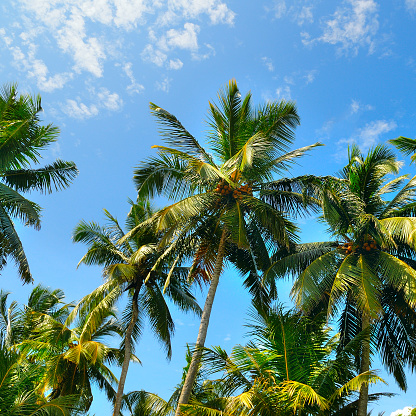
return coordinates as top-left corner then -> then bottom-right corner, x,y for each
123,62 -> 145,94
267,0 -> 314,25
63,99 -> 99,119
261,56 -> 274,72
337,119 -> 397,152
301,0 -> 379,55
405,0 -> 416,12
97,88 -> 123,111
62,87 -> 123,119
156,76 -> 171,93
2,0 -> 235,93
350,99 -> 374,114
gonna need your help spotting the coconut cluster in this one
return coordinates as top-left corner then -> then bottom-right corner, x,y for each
214,180 -> 253,199
338,238 -> 378,254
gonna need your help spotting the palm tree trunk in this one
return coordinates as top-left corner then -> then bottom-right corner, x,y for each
357,312 -> 370,416
113,281 -> 142,416
175,229 -> 228,416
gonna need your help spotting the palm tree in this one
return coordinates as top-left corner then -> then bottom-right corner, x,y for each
5,285 -> 121,412
184,305 -> 386,416
267,145 -> 416,416
123,305 -> 386,416
0,83 -> 78,283
131,79 -> 322,415
72,198 -> 201,416
0,341 -> 79,416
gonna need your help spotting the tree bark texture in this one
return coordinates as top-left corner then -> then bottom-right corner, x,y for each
113,281 -> 142,416
175,229 -> 228,416
357,312 -> 371,416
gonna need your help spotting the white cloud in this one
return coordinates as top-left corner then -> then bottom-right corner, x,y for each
141,44 -> 168,67
390,407 -> 413,416
56,12 -> 106,77
97,88 -> 123,111
123,62 -> 145,94
192,43 -> 215,60
304,69 -> 317,84
6,0 -> 235,86
163,23 -> 200,51
168,58 -> 184,70
6,41 -> 72,92
0,28 -> 13,46
267,0 -> 314,25
262,56 -> 274,72
224,333 -> 231,341
159,0 -> 235,25
271,0 -> 287,18
275,85 -> 292,100
405,0 -> 416,12
302,0 -> 379,55
62,87 -> 122,118
113,0 -> 150,29
339,119 -> 397,150
283,75 -> 295,85
156,76 -> 171,92
350,99 -> 374,114
63,99 -> 99,119
297,5 -> 313,25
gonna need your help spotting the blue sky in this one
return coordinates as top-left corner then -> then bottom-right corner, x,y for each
1,0 -> 416,414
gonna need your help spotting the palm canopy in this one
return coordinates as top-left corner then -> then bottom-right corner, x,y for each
126,305 -> 385,416
132,80 -> 323,414
0,341 -> 79,416
132,79 -> 322,250
0,285 -> 119,413
0,84 -> 78,283
73,198 -> 201,416
266,144 -> 416,413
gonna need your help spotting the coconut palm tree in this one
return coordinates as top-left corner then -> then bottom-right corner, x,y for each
123,305 -> 386,416
0,341 -> 79,416
72,198 -> 201,416
266,145 -> 416,416
0,83 -> 78,283
131,80 -> 322,415
10,285 -> 122,412
182,305 -> 386,416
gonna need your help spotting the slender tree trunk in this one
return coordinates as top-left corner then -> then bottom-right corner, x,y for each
357,312 -> 371,416
175,229 -> 228,416
113,280 -> 142,416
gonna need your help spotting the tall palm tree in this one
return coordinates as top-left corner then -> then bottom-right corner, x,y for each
72,198 -> 201,416
182,305 -> 385,416
122,305 -> 386,416
0,83 -> 78,283
131,80 -> 322,414
267,145 -> 416,416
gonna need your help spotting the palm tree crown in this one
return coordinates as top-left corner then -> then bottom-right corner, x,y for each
0,84 -> 78,283
132,80 -> 323,414
73,198 -> 201,416
268,144 -> 416,415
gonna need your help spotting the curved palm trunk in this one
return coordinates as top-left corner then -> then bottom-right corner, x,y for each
357,313 -> 370,416
113,281 -> 142,416
175,229 -> 228,416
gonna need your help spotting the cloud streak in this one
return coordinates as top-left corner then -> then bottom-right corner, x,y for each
302,0 -> 379,55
